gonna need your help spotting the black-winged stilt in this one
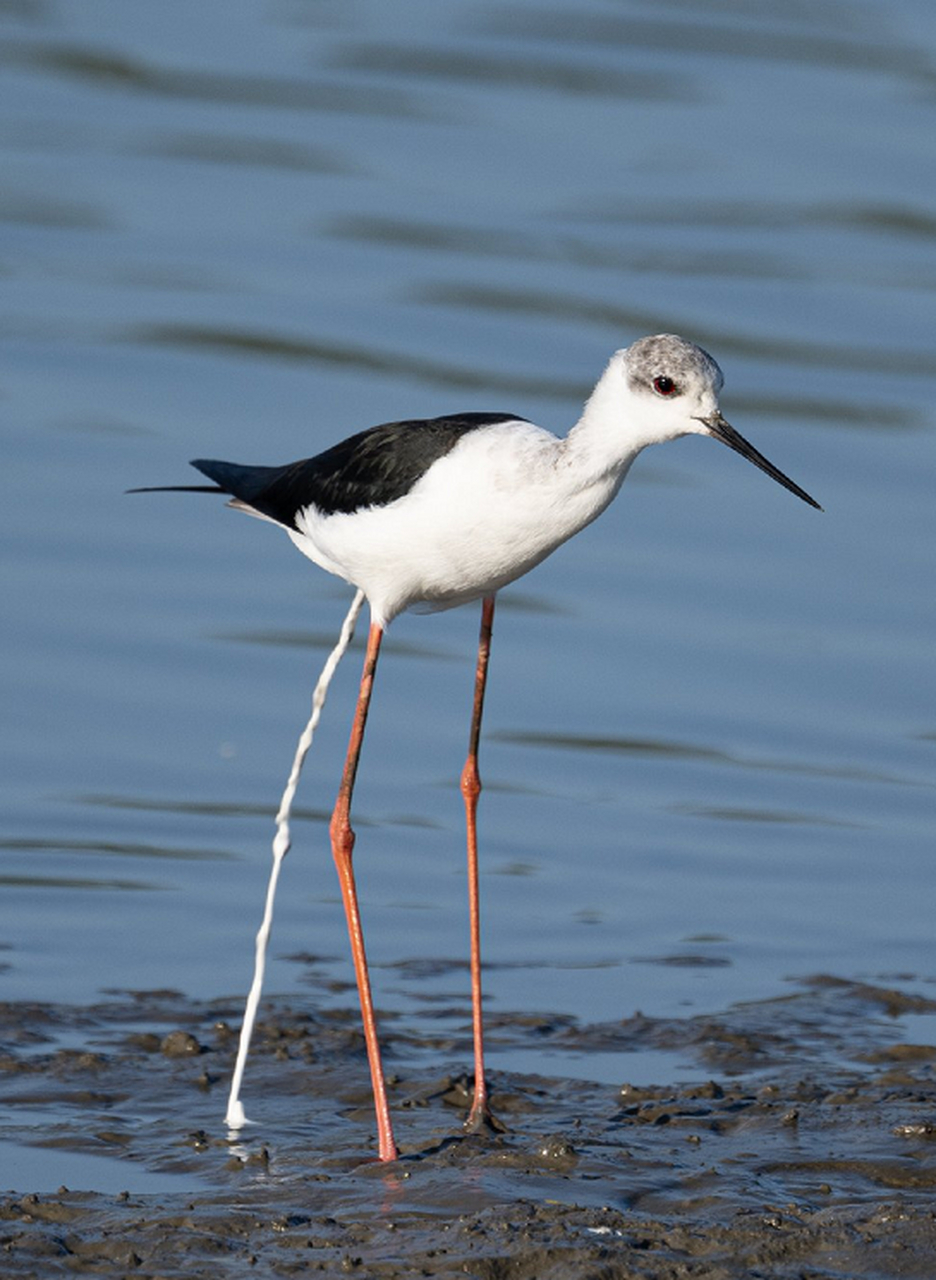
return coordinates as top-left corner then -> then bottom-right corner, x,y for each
133,334 -> 820,1161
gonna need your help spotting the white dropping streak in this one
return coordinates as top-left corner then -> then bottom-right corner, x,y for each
225,588 -> 366,1129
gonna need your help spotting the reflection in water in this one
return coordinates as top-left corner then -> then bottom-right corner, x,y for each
208,626 -> 458,660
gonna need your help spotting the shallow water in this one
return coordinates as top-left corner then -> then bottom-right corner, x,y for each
2,0 -> 935,1074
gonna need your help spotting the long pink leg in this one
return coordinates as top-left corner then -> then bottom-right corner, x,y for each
462,595 -> 495,1130
329,621 -> 398,1162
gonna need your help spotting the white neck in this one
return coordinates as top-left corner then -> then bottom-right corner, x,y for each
561,352 -> 646,492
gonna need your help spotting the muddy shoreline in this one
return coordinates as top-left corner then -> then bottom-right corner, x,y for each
3,977 -> 936,1277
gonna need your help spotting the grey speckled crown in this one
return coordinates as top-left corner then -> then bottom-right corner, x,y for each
626,334 -> 723,395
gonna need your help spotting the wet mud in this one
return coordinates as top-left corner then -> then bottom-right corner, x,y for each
3,976 -> 936,1277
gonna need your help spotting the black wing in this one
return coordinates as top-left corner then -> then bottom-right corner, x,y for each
192,412 -> 523,526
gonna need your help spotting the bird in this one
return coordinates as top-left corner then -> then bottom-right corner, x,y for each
131,333 -> 820,1162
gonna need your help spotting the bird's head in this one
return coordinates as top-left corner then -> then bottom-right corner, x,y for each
620,334 -> 821,509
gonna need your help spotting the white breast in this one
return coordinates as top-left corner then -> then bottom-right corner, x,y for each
287,421 -> 625,626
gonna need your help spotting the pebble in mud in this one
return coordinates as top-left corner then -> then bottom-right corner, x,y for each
161,1030 -> 202,1057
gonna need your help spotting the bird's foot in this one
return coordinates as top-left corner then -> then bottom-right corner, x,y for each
464,1100 -> 508,1137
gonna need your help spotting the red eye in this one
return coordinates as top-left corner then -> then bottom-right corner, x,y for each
653,375 -> 677,396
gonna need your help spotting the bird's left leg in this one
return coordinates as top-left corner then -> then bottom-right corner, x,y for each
461,594 -> 497,1132
330,621 -> 398,1162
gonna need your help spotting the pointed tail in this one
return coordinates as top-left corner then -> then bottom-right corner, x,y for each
126,483 -> 224,495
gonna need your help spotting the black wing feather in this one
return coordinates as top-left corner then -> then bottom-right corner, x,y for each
193,412 -> 522,527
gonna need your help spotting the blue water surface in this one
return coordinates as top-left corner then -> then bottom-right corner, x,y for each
2,1 -> 934,1051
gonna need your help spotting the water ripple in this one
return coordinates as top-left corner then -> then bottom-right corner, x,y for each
0,837 -> 236,862
493,731 -> 924,787
417,284 -> 936,378
7,42 -> 432,119
474,8 -> 936,88
333,43 -> 693,102
127,324 -> 585,399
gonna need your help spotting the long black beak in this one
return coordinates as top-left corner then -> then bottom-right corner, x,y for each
699,412 -> 822,511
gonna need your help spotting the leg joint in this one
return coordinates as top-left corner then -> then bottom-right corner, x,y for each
460,757 -> 481,801
329,807 -> 355,861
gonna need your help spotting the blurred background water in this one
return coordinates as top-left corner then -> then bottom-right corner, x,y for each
2,0 -> 934,1062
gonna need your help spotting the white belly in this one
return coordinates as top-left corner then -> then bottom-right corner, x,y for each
287,423 -> 624,626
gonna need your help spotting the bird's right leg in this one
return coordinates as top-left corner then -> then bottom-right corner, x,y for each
462,595 -> 496,1133
329,621 -> 398,1162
